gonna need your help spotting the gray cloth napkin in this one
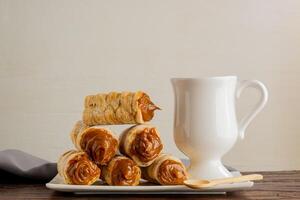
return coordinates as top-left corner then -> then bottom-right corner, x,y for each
0,149 -> 57,182
0,149 -> 235,183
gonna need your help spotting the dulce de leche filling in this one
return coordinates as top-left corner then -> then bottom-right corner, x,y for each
111,158 -> 140,186
66,154 -> 100,185
80,128 -> 118,166
157,160 -> 187,185
131,128 -> 163,162
138,93 -> 160,122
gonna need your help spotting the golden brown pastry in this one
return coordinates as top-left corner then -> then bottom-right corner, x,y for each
142,154 -> 188,185
82,91 -> 160,126
101,156 -> 141,186
119,124 -> 163,167
57,150 -> 100,185
70,121 -> 119,166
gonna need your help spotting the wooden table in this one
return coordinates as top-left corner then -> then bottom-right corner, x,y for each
1,171 -> 299,200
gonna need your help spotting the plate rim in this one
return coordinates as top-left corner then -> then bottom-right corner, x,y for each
46,171 -> 254,193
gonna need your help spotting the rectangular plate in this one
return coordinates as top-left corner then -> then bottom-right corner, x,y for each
46,171 -> 253,194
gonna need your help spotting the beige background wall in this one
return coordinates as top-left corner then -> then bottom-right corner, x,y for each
0,0 -> 299,171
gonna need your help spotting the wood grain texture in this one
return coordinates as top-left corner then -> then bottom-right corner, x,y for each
0,171 -> 299,200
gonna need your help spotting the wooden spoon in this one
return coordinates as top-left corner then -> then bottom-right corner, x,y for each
184,174 -> 263,189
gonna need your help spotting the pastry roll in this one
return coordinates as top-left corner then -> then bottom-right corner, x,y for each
83,91 -> 160,125
119,124 -> 163,167
142,154 -> 188,185
57,150 -> 100,185
101,156 -> 141,186
70,121 -> 119,166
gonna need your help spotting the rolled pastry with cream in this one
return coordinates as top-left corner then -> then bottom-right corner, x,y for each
142,154 -> 188,185
101,156 -> 141,186
57,150 -> 100,185
83,91 -> 160,126
70,121 -> 119,166
119,124 -> 163,167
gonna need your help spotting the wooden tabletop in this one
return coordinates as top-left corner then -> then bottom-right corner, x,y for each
1,171 -> 299,200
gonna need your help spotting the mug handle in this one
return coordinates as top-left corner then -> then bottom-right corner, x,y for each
236,80 -> 268,139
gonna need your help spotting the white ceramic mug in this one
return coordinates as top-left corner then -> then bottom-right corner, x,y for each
171,76 -> 268,179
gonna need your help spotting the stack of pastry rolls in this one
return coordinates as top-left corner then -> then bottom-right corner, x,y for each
57,91 -> 188,186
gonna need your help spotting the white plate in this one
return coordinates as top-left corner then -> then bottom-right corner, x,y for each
46,171 -> 253,194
